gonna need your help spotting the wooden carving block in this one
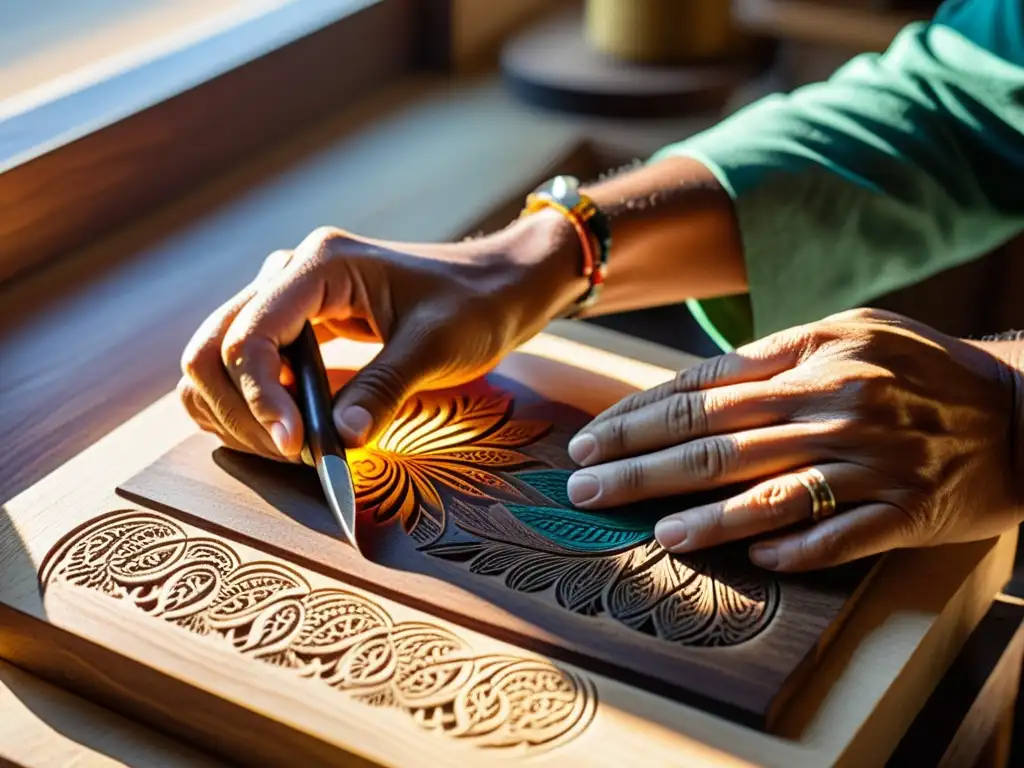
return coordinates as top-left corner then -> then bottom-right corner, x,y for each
118,339 -> 879,731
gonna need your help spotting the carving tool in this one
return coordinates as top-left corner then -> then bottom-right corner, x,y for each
282,321 -> 360,551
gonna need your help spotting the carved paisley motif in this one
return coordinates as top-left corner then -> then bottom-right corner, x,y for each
40,510 -> 594,752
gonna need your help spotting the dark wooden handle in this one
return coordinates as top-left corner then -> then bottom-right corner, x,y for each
282,321 -> 342,461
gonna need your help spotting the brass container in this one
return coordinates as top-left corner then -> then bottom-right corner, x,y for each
586,0 -> 741,63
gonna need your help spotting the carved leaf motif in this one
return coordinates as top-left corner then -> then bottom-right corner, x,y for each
467,545 -> 527,578
331,634 -> 397,692
430,447 -> 534,468
238,597 -> 305,657
39,511 -> 183,595
479,420 -> 551,448
429,527 -> 779,648
512,469 -> 574,508
448,658 -> 595,750
184,539 -> 240,576
506,470 -> 656,554
553,557 -> 624,616
293,590 -> 392,657
447,498 -> 558,553
504,553 -> 572,594
109,539 -> 188,583
208,563 -> 308,629
150,563 -> 222,621
503,502 -> 653,554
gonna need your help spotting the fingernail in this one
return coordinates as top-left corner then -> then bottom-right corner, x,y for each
655,519 -> 688,551
568,433 -> 597,465
750,545 -> 778,569
335,405 -> 373,442
269,422 -> 290,454
567,472 -> 600,505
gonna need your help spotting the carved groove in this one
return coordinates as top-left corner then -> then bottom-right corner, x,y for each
40,510 -> 596,752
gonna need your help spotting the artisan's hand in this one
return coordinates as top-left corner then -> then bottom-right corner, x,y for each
566,309 -> 1024,571
178,212 -> 583,460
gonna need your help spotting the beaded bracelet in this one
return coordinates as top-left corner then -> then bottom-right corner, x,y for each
520,176 -> 611,318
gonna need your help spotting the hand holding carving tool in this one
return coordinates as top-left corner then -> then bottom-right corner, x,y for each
282,321 -> 359,551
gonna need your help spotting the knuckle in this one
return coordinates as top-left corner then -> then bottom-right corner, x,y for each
240,383 -> 275,420
180,337 -> 217,379
665,393 -> 707,439
753,481 -> 793,522
600,417 -> 628,454
265,248 -> 290,265
828,307 -> 883,324
676,354 -> 730,391
176,377 -> 200,414
803,526 -> 847,565
358,362 -> 410,405
801,326 -> 840,352
615,459 -> 646,494
221,336 -> 245,370
258,249 -> 293,279
680,437 -> 736,482
835,369 -> 897,408
307,225 -> 343,247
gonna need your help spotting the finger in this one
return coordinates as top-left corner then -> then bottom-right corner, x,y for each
569,379 -> 810,466
582,340 -> 801,430
221,248 -> 339,457
748,502 -> 913,572
182,250 -> 293,457
654,463 -> 883,553
331,320 -> 443,447
566,422 -> 836,508
177,377 -> 217,431
177,378 -> 262,455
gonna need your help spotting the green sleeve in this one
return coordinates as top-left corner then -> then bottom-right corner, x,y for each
650,0 -> 1024,352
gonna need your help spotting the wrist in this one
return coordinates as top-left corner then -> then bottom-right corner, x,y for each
500,207 -> 590,321
969,339 -> 1024,508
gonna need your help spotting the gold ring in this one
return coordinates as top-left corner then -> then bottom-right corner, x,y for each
794,467 -> 837,522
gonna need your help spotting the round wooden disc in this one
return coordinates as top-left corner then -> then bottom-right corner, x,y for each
500,13 -> 752,118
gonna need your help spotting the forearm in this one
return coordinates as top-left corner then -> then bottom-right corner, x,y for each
971,333 -> 1024,374
642,5 -> 1024,346
575,156 -> 747,317
969,332 -> 1024,495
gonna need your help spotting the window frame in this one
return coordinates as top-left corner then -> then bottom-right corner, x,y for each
0,0 -> 452,285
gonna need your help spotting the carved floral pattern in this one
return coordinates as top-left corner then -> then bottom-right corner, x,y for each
39,511 -> 596,752
348,394 -> 549,543
346,393 -> 781,648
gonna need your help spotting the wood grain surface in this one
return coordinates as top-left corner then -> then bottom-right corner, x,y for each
0,659 -> 223,768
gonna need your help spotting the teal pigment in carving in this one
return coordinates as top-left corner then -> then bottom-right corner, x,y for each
507,470 -> 657,554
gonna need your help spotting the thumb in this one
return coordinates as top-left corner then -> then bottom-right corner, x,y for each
332,327 -> 439,447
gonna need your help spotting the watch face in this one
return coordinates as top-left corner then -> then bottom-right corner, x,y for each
536,175 -> 582,208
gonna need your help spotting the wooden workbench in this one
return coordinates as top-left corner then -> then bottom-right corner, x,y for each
0,76 -> 1020,766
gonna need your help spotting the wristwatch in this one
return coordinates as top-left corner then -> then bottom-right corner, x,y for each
520,175 -> 611,318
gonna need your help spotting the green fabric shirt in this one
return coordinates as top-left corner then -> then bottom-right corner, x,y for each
650,0 -> 1024,352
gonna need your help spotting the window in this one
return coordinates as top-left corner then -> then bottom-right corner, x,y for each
0,0 -> 434,284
